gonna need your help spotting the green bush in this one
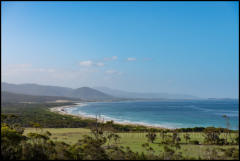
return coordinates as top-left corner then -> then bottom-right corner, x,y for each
190,140 -> 199,145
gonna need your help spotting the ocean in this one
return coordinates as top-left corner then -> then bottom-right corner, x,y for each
65,100 -> 239,130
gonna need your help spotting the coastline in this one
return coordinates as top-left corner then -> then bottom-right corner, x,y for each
49,102 -> 95,120
49,102 -> 167,129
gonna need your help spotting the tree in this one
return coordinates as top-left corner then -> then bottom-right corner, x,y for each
146,130 -> 157,143
160,130 -> 167,143
112,133 -> 121,145
222,115 -> 230,130
183,133 -> 191,144
172,131 -> 181,144
235,135 -> 239,144
222,115 -> 234,144
70,135 -> 108,160
31,122 -> 42,132
203,127 -> 222,145
90,115 -> 105,140
1,124 -> 26,160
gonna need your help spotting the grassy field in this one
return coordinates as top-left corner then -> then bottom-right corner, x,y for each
24,128 -> 238,159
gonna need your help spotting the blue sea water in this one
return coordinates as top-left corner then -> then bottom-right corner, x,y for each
65,100 -> 239,130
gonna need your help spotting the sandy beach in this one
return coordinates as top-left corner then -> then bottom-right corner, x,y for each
49,103 -> 166,129
49,103 -> 95,120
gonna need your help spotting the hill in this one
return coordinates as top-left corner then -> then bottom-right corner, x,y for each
2,82 -> 114,101
68,87 -> 113,100
1,91 -> 82,103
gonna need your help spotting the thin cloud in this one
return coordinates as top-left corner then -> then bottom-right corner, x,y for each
2,64 -> 99,85
105,70 -> 117,74
105,69 -> 121,75
79,60 -> 105,67
79,60 -> 93,67
3,64 -> 56,73
104,56 -> 118,61
127,57 -> 136,61
96,62 -> 104,67
112,56 -> 118,60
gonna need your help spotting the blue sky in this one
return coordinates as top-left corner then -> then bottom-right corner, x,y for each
1,1 -> 239,98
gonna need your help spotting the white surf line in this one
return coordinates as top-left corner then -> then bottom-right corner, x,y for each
50,102 -> 171,129
49,102 -> 88,116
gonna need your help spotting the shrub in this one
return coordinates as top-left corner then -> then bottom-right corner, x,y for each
190,140 -> 199,145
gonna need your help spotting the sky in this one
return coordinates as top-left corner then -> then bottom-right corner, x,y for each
1,1 -> 239,98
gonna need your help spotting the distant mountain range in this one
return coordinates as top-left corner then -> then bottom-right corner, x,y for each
2,82 -> 113,101
94,86 -> 199,99
2,91 -> 82,103
2,82 -> 200,101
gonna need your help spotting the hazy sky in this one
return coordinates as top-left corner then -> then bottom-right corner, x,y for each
1,1 -> 239,98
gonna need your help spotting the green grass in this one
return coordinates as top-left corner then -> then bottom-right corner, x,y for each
24,128 -> 238,158
24,128 -> 91,144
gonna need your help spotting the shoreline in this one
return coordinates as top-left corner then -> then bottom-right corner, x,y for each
49,102 -> 167,129
49,102 -> 95,120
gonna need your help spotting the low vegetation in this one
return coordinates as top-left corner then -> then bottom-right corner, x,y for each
1,102 -> 239,160
2,113 -> 239,160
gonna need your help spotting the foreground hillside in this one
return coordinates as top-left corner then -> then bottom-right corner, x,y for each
24,127 -> 239,159
2,114 -> 239,160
